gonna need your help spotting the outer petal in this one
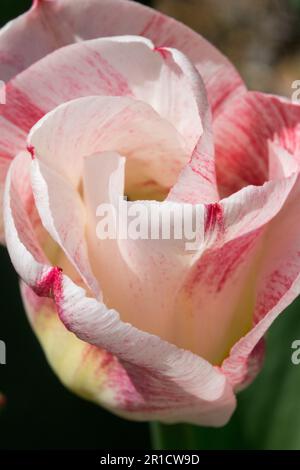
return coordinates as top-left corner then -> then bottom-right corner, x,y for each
0,36 -> 203,157
4,150 -> 139,415
4,152 -> 236,426
268,141 -> 300,180
0,0 -> 245,113
174,172 -> 297,364
211,95 -> 300,384
214,92 -> 300,197
20,281 -> 135,417
222,173 -> 300,388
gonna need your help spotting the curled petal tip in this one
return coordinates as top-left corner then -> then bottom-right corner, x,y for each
32,0 -> 41,8
32,0 -> 55,9
153,46 -> 169,60
26,145 -> 35,160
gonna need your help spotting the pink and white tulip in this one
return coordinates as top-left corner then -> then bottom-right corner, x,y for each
1,0 -> 300,426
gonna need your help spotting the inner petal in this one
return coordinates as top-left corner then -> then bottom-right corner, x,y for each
28,95 -> 189,203
83,151 -> 265,366
83,151 -> 203,348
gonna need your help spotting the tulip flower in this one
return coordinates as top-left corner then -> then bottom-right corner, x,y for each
1,0 -> 300,437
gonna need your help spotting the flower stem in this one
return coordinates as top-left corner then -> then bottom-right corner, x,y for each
150,422 -> 201,450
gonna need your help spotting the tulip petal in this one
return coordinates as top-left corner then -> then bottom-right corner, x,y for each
163,172 -> 296,364
27,95 -> 188,198
268,142 -> 300,180
0,0 -> 245,113
4,151 -> 135,416
31,158 -> 100,296
165,47 -> 218,204
214,92 -> 300,197
4,152 -> 236,426
20,280 -> 131,417
222,173 -> 300,388
220,175 -> 298,244
54,270 -> 236,425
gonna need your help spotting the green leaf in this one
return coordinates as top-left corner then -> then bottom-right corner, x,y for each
151,296 -> 300,450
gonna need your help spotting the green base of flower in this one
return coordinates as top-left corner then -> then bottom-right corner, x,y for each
150,422 -> 203,450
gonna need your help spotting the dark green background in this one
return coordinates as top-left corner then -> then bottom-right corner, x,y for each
1,0 -> 300,451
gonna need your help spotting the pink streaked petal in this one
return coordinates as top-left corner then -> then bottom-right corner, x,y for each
0,0 -> 245,113
214,92 -> 300,197
0,157 -> 12,242
222,338 -> 265,392
0,36 -> 202,160
32,0 -> 56,8
170,173 -> 297,363
220,174 -> 298,245
165,47 -> 218,204
4,152 -> 235,426
55,272 -> 235,425
222,173 -> 300,388
31,158 -> 100,296
3,152 -> 49,282
175,229 -> 264,364
20,280 -> 147,421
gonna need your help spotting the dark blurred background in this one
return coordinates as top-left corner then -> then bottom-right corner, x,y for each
155,0 -> 300,95
1,0 -> 300,450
